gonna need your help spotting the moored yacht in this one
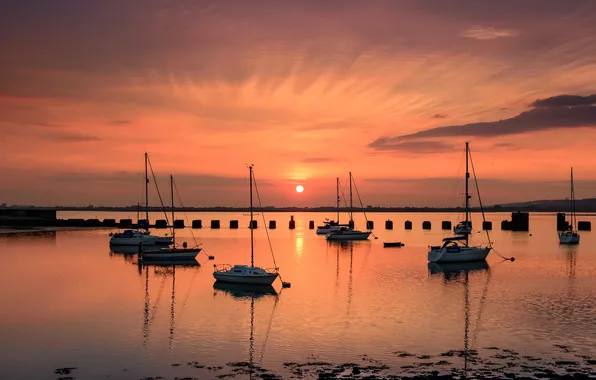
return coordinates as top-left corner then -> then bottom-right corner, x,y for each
213,165 -> 283,286
428,142 -> 492,263
559,167 -> 580,245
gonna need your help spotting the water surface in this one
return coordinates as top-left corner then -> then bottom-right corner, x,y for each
1,212 -> 596,379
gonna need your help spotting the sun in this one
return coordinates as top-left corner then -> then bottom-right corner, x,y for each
295,185 -> 304,193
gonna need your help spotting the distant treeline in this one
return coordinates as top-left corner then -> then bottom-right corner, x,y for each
3,197 -> 596,213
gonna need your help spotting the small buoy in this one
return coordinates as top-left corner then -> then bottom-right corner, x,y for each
374,236 -> 378,239
109,232 -> 113,236
282,282 -> 291,288
208,255 -> 214,260
510,257 -> 516,262
529,234 -> 532,236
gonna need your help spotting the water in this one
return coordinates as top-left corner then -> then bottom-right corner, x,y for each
1,212 -> 596,379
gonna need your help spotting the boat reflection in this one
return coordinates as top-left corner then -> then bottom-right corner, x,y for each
139,260 -> 200,348
428,260 -> 490,281
213,281 -> 281,379
213,281 -> 278,299
327,240 -> 363,250
428,260 -> 491,376
110,245 -> 139,255
140,258 -> 200,268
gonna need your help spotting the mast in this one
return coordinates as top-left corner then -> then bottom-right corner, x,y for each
144,152 -> 149,231
170,175 -> 175,246
465,142 -> 470,247
571,167 -> 576,231
349,172 -> 353,223
249,165 -> 254,267
336,177 -> 340,223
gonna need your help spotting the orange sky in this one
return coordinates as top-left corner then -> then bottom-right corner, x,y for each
1,0 -> 596,207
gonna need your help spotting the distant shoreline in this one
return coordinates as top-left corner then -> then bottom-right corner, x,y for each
3,206 -> 596,213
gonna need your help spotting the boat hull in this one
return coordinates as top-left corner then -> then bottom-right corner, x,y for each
559,232 -> 580,244
428,246 -> 490,263
213,272 -> 278,285
316,226 -> 340,234
326,230 -> 371,241
141,248 -> 200,260
109,235 -> 173,246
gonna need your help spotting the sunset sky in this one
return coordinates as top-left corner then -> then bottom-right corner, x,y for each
1,0 -> 596,207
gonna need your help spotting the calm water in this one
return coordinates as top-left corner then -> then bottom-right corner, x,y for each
2,211 -> 596,379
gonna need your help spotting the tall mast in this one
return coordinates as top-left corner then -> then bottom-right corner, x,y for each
170,175 -> 175,246
145,152 -> 149,231
571,167 -> 576,231
336,177 -> 340,223
465,142 -> 470,247
349,172 -> 353,223
249,165 -> 254,267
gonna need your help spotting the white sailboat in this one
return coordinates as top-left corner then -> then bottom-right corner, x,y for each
109,153 -> 173,246
213,165 -> 280,286
559,167 -> 580,245
141,175 -> 201,261
316,178 -> 345,234
428,142 -> 491,263
326,172 -> 371,241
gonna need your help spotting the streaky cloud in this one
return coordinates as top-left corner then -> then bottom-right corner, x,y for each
367,140 -> 455,153
369,93 -> 596,149
460,26 -> 520,40
531,93 -> 596,108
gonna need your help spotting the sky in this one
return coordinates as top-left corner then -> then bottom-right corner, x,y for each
1,0 -> 596,207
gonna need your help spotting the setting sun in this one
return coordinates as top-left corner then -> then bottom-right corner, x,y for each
296,185 -> 304,193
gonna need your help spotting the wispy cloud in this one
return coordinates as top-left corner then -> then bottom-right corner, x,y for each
301,157 -> 334,163
367,140 -> 455,153
109,120 -> 131,125
460,26 -> 520,40
369,93 -> 596,150
42,131 -> 101,142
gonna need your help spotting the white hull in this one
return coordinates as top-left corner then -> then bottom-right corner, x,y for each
428,246 -> 490,263
141,248 -> 200,260
326,230 -> 371,241
213,272 -> 278,285
109,235 -> 173,246
559,231 -> 579,244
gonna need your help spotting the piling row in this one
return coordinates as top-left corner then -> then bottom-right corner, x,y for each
32,212 -> 593,233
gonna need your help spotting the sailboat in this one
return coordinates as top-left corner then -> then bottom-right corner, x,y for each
213,165 -> 280,285
316,178 -> 346,234
109,153 -> 173,246
559,167 -> 580,244
428,142 -> 491,263
326,172 -> 371,241
140,175 -> 201,260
